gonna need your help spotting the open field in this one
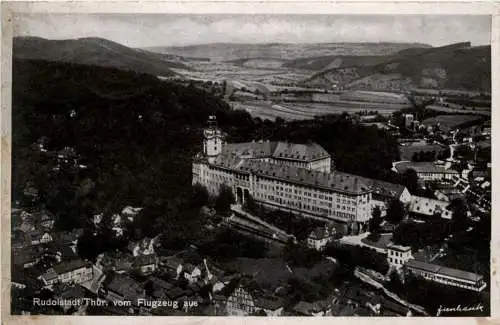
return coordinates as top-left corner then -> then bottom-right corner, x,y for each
147,42 -> 430,62
232,100 -> 404,121
171,61 -> 311,85
399,143 -> 447,161
421,114 -> 487,131
169,52 -> 490,122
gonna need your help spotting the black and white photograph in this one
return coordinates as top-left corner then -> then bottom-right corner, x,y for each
4,7 -> 493,318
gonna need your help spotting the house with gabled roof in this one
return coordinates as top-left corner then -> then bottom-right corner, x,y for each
133,253 -> 158,276
224,277 -> 284,317
408,196 -> 452,219
12,246 -> 42,268
356,176 -> 412,216
53,283 -> 87,312
24,230 -> 53,246
291,300 -> 328,316
145,276 -> 174,299
254,295 -> 285,316
306,224 -> 336,251
104,273 -> 145,306
39,259 -> 93,287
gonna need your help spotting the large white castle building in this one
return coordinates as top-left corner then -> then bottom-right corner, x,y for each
192,116 -> 407,230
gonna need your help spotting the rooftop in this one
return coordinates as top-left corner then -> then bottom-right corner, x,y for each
55,284 -> 86,300
395,161 -> 458,175
357,176 -> 407,200
215,158 -> 370,195
292,301 -> 323,315
134,254 -> 157,266
41,268 -> 58,281
408,196 -> 452,219
12,246 -> 41,265
165,286 -> 185,300
148,276 -> 174,290
308,225 -> 335,240
255,295 -> 284,311
53,259 -> 90,275
106,274 -> 144,300
387,243 -> 412,252
221,141 -> 330,163
406,259 -> 483,282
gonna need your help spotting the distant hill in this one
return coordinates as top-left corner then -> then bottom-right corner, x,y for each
283,55 -> 398,71
146,42 -> 432,62
303,42 -> 491,92
13,36 -> 191,77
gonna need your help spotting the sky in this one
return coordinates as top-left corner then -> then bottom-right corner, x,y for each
13,13 -> 491,48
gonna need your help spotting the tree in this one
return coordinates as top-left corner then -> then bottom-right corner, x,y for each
368,206 -> 382,234
192,183 -> 209,208
447,198 -> 469,233
386,199 -> 406,225
401,168 -> 419,194
386,269 -> 404,293
282,240 -> 323,268
243,193 -> 258,215
215,184 -> 235,216
325,244 -> 389,274
418,150 -> 425,162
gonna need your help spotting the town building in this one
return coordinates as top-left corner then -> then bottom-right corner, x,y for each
291,300 -> 329,316
405,259 -> 486,292
225,285 -> 284,316
386,244 -> 413,269
357,176 -> 411,215
133,254 -> 158,276
255,296 -> 285,316
408,196 -> 452,219
104,273 -> 145,306
306,224 -> 336,251
12,246 -> 42,268
226,286 -> 257,316
394,161 -> 459,181
182,263 -> 202,284
193,116 -> 377,230
39,259 -> 94,286
404,114 -> 414,128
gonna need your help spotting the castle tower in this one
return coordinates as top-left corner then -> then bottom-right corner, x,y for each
203,115 -> 223,163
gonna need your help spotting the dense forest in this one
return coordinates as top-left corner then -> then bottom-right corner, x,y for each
12,59 -> 402,247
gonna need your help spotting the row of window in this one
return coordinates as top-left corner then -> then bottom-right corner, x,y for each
200,168 -> 369,212
411,269 -> 483,287
388,250 -> 408,257
228,303 -> 255,314
388,258 -> 404,265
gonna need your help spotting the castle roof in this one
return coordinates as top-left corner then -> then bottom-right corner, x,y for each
356,176 -> 407,200
273,141 -> 329,162
234,160 -> 370,195
221,141 -> 330,162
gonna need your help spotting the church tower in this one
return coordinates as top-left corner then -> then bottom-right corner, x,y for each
203,115 -> 223,163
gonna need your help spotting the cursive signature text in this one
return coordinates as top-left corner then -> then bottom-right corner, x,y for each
436,304 -> 484,316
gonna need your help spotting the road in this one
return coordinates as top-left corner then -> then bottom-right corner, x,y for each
339,232 -> 390,254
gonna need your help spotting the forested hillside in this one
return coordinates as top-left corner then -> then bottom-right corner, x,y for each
304,43 -> 491,92
12,58 -> 401,245
14,36 -> 190,77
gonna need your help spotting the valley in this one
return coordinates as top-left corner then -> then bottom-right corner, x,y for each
14,37 -> 491,122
